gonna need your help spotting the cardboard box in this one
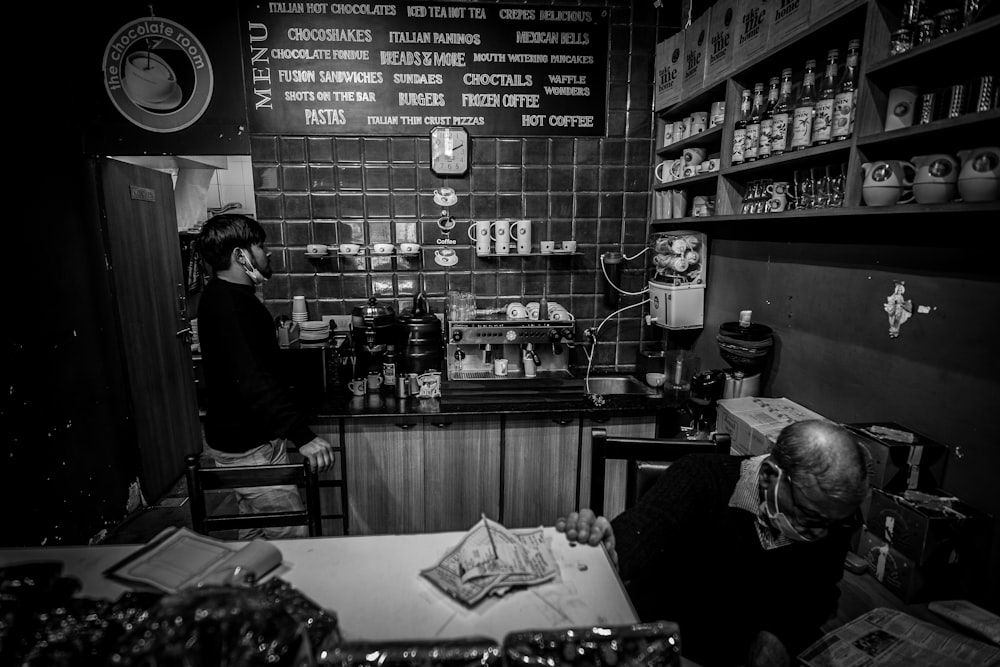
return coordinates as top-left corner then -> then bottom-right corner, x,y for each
654,32 -> 684,111
846,422 -> 949,492
768,0 -> 810,49
732,0 -> 771,65
716,397 -> 829,455
681,9 -> 711,96
857,528 -> 972,604
866,488 -> 989,566
705,0 -> 738,86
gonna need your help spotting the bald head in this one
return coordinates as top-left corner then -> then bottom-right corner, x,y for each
770,420 -> 870,507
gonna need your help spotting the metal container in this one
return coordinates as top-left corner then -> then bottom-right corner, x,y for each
398,292 -> 444,375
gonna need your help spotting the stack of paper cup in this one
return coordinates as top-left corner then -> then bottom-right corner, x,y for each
292,295 -> 308,323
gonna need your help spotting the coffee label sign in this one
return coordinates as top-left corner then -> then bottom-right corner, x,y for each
102,17 -> 215,133
240,1 -> 607,136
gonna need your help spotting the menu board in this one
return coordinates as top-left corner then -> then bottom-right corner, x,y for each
239,1 -> 607,136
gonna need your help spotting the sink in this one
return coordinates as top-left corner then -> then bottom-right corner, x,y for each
579,375 -> 658,395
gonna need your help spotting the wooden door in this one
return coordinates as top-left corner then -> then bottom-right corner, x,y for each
344,418 -> 424,535
94,158 -> 201,501
423,415 -> 501,532
580,415 -> 657,520
503,414 -> 580,528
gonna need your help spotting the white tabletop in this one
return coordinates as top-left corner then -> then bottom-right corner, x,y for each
0,527 -> 637,643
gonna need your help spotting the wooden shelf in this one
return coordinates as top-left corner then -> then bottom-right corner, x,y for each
652,201 -> 1000,225
656,125 -> 723,157
866,15 -> 1000,83
723,142 -> 852,177
856,109 -> 1000,149
654,171 -> 717,190
656,81 -> 726,118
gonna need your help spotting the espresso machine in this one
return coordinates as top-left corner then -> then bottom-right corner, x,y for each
445,315 -> 575,381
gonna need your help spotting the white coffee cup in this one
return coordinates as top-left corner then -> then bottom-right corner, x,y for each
681,116 -> 693,139
710,101 -> 725,127
398,242 -> 420,254
540,240 -> 555,254
562,240 -> 577,253
493,358 -> 509,376
373,243 -> 395,254
467,220 -> 492,255
655,160 -> 673,184
306,243 -> 328,255
705,157 -> 721,172
339,243 -> 360,255
491,219 -> 511,255
682,165 -> 698,179
672,120 -> 687,143
512,219 -> 532,255
690,111 -> 708,134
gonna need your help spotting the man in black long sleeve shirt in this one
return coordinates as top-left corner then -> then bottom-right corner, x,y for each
557,420 -> 869,667
196,214 -> 336,539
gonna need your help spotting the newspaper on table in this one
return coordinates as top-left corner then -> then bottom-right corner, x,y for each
797,607 -> 1000,667
420,516 -> 558,607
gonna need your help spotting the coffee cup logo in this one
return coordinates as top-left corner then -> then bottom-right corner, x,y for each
103,17 -> 213,133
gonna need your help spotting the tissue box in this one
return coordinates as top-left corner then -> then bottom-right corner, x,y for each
866,488 -> 988,566
845,422 -> 948,492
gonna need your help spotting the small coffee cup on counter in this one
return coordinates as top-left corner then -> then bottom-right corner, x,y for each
348,378 -> 366,396
306,243 -> 328,255
372,243 -> 395,255
339,243 -> 361,255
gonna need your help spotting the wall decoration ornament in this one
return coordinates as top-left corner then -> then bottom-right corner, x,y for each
884,281 -> 912,338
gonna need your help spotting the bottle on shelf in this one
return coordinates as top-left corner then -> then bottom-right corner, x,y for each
770,68 -> 795,156
758,76 -> 780,160
832,39 -> 860,141
732,88 -> 753,165
745,82 -> 766,162
791,59 -> 818,151
383,344 -> 397,387
812,49 -> 840,146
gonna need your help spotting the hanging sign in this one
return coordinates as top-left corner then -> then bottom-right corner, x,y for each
239,1 -> 607,136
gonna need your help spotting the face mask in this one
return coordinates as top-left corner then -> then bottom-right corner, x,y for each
238,248 -> 267,285
760,466 -> 817,542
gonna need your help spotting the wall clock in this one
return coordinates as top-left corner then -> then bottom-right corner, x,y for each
430,126 -> 469,176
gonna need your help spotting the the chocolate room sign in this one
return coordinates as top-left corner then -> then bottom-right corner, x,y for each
238,1 -> 607,136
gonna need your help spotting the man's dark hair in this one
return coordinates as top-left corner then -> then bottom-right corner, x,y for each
197,214 -> 266,272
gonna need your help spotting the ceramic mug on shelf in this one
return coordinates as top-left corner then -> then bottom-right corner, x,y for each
339,243 -> 360,255
512,219 -> 532,254
491,219 -> 511,255
655,160 -> 674,184
562,240 -> 577,252
398,242 -> 421,254
348,378 -> 366,396
683,147 -> 707,169
366,372 -> 384,393
372,243 -> 395,254
467,220 -> 492,255
710,101 -> 725,127
671,189 -> 689,219
306,243 -> 328,255
540,240 -> 556,254
767,181 -> 791,212
682,165 -> 698,179
690,111 -> 708,134
672,119 -> 687,143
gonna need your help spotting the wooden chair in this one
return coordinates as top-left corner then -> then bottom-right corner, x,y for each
185,454 -> 323,537
590,427 -> 732,516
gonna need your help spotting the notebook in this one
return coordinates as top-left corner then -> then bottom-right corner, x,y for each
103,526 -> 282,594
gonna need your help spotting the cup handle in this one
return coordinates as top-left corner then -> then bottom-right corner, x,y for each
468,223 -> 478,240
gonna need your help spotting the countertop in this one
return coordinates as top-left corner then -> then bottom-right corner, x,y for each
304,376 -> 684,422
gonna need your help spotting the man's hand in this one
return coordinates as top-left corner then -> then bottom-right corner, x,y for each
748,630 -> 790,667
555,509 -> 618,568
298,436 -> 336,472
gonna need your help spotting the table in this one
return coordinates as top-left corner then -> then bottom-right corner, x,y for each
0,528 -> 637,643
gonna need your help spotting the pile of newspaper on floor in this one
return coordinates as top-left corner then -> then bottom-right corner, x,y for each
420,516 -> 558,607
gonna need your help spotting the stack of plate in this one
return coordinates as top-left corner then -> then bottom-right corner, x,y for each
299,320 -> 330,343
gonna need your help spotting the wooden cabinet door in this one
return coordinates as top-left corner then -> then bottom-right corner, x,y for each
503,415 -> 580,528
423,415 -> 501,532
344,418 -> 424,535
580,415 -> 657,520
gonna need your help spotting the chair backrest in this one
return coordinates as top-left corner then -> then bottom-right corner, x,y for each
590,428 -> 732,516
185,454 -> 323,537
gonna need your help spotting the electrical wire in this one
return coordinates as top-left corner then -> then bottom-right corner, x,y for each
583,297 -> 651,394
601,247 -> 650,296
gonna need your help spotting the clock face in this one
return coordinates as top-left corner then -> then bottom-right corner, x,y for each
430,126 -> 469,176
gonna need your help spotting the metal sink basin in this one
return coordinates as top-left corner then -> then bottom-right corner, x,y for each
580,375 -> 658,395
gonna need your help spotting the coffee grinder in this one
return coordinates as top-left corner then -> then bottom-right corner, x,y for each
687,369 -> 726,437
716,311 -> 774,398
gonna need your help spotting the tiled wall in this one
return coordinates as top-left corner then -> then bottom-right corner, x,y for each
250,0 -> 669,371
206,156 -> 257,217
